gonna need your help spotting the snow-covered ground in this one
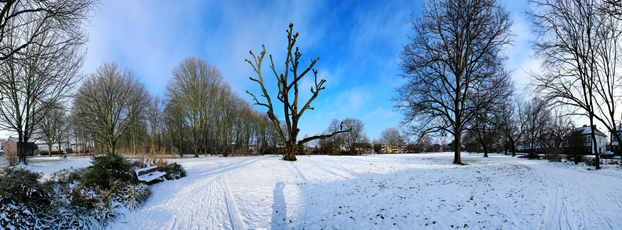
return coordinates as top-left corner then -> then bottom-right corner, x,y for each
4,152 -> 622,229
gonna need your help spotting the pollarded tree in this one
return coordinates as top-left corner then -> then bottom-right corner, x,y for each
73,61 -> 149,155
246,23 -> 350,161
393,0 -> 513,164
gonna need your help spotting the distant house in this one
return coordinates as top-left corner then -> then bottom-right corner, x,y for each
610,125 -> 622,154
446,140 -> 464,152
3,137 -> 37,156
564,125 -> 607,154
37,142 -> 73,154
378,144 -> 407,153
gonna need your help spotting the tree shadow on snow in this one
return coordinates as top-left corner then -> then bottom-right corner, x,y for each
271,182 -> 288,229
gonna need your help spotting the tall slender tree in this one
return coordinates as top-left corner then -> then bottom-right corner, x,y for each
166,56 -> 223,157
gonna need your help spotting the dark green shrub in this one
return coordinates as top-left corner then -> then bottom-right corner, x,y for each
567,153 -> 585,165
82,153 -> 137,189
0,167 -> 52,207
0,167 -> 53,229
585,158 -> 598,166
160,162 -> 187,180
40,150 -> 65,156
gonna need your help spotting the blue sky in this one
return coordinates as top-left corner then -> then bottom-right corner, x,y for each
79,0 -> 538,142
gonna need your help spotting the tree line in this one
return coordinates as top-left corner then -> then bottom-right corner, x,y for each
0,2 -> 361,164
395,0 -> 622,170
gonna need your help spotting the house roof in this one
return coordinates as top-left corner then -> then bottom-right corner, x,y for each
573,125 -> 607,137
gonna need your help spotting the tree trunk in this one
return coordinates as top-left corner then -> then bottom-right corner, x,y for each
453,135 -> 462,164
283,142 -> 297,161
483,147 -> 488,158
18,142 -> 27,165
49,143 -> 53,157
589,119 -> 600,169
510,138 -> 516,157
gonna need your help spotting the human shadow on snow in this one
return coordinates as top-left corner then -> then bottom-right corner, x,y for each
271,182 -> 288,229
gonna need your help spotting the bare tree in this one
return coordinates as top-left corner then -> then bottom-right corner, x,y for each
0,25 -> 84,164
326,119 -> 345,151
246,23 -> 350,161
528,0 -> 622,169
166,56 -> 223,157
35,101 -> 64,157
146,95 -> 164,154
343,118 -> 366,155
538,109 -> 574,160
522,98 -> 550,158
73,61 -> 149,155
163,99 -> 186,156
380,127 -> 404,153
499,97 -> 527,157
394,0 -> 513,164
469,69 -> 514,157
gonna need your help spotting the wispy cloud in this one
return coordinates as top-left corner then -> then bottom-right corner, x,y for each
70,0 -> 536,142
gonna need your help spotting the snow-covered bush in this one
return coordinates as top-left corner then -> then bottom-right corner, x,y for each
0,167 -> 54,229
119,183 -> 152,210
0,167 -> 53,207
0,154 -> 180,229
160,162 -> 187,180
40,199 -> 119,230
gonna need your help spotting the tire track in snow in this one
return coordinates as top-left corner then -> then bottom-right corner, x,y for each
109,170 -> 246,229
530,162 -> 622,229
224,174 -> 246,230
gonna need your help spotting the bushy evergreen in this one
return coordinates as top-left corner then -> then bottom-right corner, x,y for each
81,153 -> 137,189
0,167 -> 53,229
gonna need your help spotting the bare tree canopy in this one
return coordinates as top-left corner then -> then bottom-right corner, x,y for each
0,17 -> 86,164
528,0 -> 622,169
394,0 -> 513,164
0,0 -> 97,61
35,100 -> 65,158
343,118 -> 366,155
498,96 -> 528,157
380,127 -> 404,152
73,61 -> 149,155
246,23 -> 350,161
166,56 -> 224,157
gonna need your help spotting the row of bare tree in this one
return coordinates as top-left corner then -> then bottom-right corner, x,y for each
0,0 -> 97,165
0,0 -> 300,164
66,58 -> 289,159
395,0 -> 622,170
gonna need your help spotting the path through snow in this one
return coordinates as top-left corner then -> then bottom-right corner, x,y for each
91,153 -> 622,229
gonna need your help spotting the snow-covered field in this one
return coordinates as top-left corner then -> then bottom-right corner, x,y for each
6,152 -> 622,229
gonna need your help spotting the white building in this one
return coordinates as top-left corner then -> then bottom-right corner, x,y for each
566,125 -> 607,154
